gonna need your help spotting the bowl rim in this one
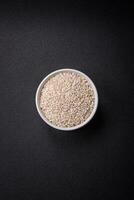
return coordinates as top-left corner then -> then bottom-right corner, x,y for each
35,68 -> 98,131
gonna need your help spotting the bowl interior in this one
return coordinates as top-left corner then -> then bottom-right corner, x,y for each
36,69 -> 98,131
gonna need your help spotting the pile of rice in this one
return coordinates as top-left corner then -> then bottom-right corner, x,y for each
40,72 -> 95,128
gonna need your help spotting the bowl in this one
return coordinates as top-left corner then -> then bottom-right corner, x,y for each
35,68 -> 98,131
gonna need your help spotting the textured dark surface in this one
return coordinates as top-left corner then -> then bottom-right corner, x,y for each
0,1 -> 134,200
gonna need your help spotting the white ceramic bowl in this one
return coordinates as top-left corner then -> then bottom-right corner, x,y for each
35,68 -> 98,131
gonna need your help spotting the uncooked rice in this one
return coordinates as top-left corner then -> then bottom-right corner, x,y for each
40,72 -> 95,128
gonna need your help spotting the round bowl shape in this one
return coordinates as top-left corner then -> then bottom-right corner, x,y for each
35,68 -> 98,131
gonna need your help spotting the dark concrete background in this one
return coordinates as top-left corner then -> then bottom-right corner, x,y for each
0,1 -> 134,199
